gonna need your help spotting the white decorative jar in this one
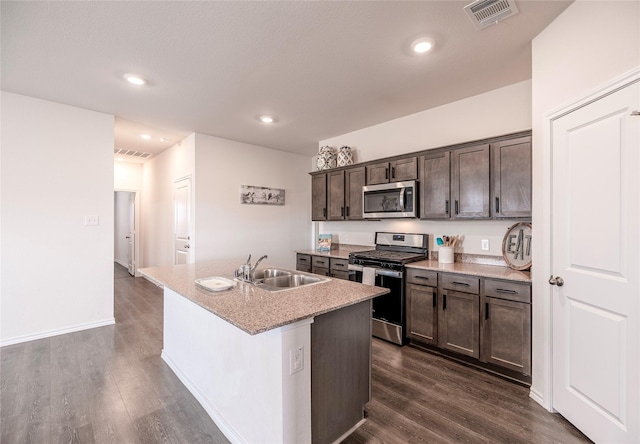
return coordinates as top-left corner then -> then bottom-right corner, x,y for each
337,146 -> 354,167
316,146 -> 337,170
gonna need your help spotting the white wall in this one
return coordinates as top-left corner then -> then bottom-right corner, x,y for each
1,92 -> 115,345
114,160 -> 142,191
530,0 -> 640,408
141,134 -> 195,268
114,191 -> 131,267
318,81 -> 533,256
194,133 -> 311,269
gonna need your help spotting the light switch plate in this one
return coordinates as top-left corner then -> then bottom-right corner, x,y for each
481,239 -> 490,251
85,215 -> 99,226
290,345 -> 304,375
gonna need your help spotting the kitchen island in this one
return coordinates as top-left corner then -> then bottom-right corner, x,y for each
139,259 -> 388,444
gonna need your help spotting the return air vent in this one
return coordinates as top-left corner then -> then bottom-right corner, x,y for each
464,0 -> 519,30
114,148 -> 152,159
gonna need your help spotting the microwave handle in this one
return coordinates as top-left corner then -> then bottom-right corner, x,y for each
399,187 -> 406,211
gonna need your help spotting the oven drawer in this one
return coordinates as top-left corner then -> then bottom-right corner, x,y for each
483,279 -> 531,303
441,273 -> 479,294
406,268 -> 438,286
312,256 -> 330,268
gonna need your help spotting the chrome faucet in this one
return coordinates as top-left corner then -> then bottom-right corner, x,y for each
235,254 -> 268,284
250,255 -> 268,283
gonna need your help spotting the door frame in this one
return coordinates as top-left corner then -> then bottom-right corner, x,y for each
536,66 -> 640,411
115,188 -> 141,277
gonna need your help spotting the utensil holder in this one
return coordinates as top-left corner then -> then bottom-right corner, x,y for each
439,247 -> 454,264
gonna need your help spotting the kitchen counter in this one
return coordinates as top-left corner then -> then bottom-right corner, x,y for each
406,259 -> 531,283
139,258 -> 388,335
296,244 -> 372,260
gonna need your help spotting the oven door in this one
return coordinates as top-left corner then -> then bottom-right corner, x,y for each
372,268 -> 405,345
362,181 -> 416,219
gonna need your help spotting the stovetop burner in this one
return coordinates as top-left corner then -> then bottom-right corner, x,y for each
350,249 -> 426,264
348,232 -> 429,268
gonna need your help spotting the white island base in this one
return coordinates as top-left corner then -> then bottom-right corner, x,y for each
161,287 -> 372,444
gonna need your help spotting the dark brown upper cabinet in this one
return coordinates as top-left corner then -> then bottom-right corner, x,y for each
312,174 -> 327,221
451,144 -> 490,219
366,157 -> 418,185
419,151 -> 451,219
491,136 -> 532,219
327,170 -> 345,220
345,167 -> 365,220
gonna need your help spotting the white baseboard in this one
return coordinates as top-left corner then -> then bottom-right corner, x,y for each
0,318 -> 116,347
115,259 -> 128,268
161,350 -> 244,444
529,387 -> 548,410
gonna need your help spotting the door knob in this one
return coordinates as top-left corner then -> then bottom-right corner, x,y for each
549,275 -> 564,287
184,244 -> 190,249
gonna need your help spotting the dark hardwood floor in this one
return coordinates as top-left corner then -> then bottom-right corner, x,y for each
1,263 -> 591,443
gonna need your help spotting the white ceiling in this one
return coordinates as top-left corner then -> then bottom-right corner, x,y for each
1,1 -> 571,159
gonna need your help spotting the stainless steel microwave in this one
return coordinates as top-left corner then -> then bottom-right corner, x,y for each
362,180 -> 417,219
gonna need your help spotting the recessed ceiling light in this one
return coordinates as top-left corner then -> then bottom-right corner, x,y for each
259,115 -> 275,124
411,37 -> 435,54
140,134 -> 151,140
124,74 -> 147,86
116,157 -> 124,161
160,137 -> 169,142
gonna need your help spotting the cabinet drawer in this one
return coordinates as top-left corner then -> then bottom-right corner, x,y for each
406,268 -> 438,286
312,256 -> 330,268
330,258 -> 349,271
441,274 -> 479,294
331,270 -> 350,281
484,279 -> 531,303
297,254 -> 311,265
313,266 -> 330,276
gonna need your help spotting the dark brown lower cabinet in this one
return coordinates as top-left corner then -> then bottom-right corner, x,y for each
407,283 -> 437,345
481,279 -> 531,376
438,288 -> 480,359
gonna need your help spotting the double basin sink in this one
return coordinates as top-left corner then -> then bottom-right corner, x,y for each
252,268 -> 330,292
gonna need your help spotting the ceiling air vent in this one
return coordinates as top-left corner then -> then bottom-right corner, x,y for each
464,0 -> 519,30
114,148 -> 152,158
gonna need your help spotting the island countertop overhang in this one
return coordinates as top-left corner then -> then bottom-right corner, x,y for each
139,259 -> 389,335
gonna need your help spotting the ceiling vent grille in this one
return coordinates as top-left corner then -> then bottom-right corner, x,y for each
114,148 -> 152,158
464,0 -> 519,30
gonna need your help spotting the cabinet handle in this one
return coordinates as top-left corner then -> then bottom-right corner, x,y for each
433,290 -> 437,307
391,166 -> 395,179
385,168 -> 389,180
445,200 -> 449,215
455,200 -> 459,215
323,208 -> 327,218
341,207 -> 344,217
299,258 -> 308,262
443,293 -> 447,310
346,206 -> 350,217
496,288 -> 517,294
415,276 -> 430,281
452,281 -> 470,287
485,302 -> 489,320
495,197 -> 500,213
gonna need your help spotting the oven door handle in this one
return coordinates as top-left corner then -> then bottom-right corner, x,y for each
375,269 -> 403,279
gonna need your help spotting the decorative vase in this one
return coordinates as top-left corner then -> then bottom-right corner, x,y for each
337,146 -> 354,167
316,146 -> 337,170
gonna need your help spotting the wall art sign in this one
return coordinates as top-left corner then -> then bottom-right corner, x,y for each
240,185 -> 285,205
502,222 -> 532,270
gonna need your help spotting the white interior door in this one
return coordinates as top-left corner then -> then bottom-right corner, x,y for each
127,192 -> 135,275
174,177 -> 192,265
551,80 -> 639,443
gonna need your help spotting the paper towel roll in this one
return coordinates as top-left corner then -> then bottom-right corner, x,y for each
363,267 -> 376,286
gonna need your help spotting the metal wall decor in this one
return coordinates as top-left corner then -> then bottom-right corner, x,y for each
502,222 -> 532,270
240,185 -> 285,205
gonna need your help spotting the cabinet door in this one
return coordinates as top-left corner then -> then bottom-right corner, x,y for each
438,289 -> 480,358
312,174 -> 327,221
345,167 -> 365,220
407,284 -> 437,345
451,144 -> 490,219
390,157 -> 418,182
366,162 -> 390,185
420,152 -> 451,219
491,136 -> 532,219
327,171 -> 345,220
481,296 -> 531,375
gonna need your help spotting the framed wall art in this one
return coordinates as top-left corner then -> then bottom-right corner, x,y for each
240,185 -> 285,205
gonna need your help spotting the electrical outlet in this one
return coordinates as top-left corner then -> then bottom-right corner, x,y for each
481,239 -> 490,251
85,215 -> 99,226
290,345 -> 304,375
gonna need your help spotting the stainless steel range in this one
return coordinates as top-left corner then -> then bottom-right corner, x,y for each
349,232 -> 428,345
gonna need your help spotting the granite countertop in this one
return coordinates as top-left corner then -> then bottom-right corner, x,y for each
406,260 -> 531,283
296,244 -> 372,260
139,258 -> 388,335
